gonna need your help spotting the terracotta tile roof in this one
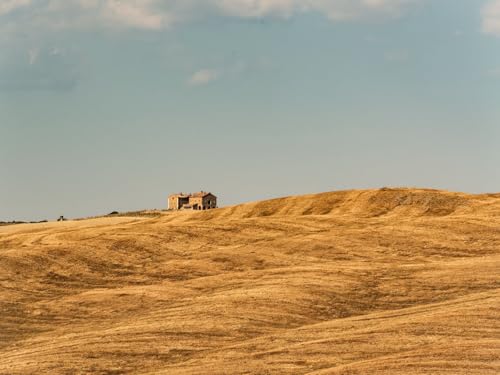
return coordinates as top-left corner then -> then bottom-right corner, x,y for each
169,193 -> 189,198
169,192 -> 216,198
191,191 -> 212,198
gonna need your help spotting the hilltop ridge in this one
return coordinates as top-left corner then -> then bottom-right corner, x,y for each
176,187 -> 500,221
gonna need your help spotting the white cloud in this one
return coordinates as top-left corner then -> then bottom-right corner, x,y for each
215,0 -> 418,21
1,0 -> 173,32
214,0 -> 297,18
0,0 -> 31,16
482,0 -> 500,36
102,0 -> 167,29
0,0 -> 420,33
188,69 -> 219,86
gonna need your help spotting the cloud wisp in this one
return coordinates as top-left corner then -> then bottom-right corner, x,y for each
0,0 -> 420,34
216,0 -> 418,21
482,0 -> 500,37
0,0 -> 31,16
0,46 -> 78,91
188,69 -> 220,86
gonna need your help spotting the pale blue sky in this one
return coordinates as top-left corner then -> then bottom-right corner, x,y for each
1,0 -> 500,221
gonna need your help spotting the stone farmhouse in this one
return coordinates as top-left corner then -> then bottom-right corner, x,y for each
168,192 -> 217,211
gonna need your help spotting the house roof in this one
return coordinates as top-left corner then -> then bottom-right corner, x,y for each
169,193 -> 189,198
170,192 -> 216,199
191,191 -> 216,198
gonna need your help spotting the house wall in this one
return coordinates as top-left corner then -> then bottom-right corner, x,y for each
179,197 -> 189,208
168,195 -> 189,210
189,197 -> 203,209
188,195 -> 217,210
202,195 -> 217,209
168,196 -> 178,210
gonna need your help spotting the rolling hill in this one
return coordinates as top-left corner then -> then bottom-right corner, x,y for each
0,188 -> 499,374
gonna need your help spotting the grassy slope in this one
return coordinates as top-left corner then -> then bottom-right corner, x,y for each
0,188 -> 499,374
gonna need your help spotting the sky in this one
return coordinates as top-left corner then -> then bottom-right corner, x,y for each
1,0 -> 500,221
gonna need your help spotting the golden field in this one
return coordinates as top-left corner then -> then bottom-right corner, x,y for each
0,188 -> 499,374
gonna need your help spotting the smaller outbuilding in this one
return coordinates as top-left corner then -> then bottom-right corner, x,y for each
168,191 -> 217,211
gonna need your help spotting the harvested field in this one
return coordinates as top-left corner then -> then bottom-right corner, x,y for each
0,188 -> 499,374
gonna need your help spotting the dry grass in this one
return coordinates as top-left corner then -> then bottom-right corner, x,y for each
0,188 -> 499,374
